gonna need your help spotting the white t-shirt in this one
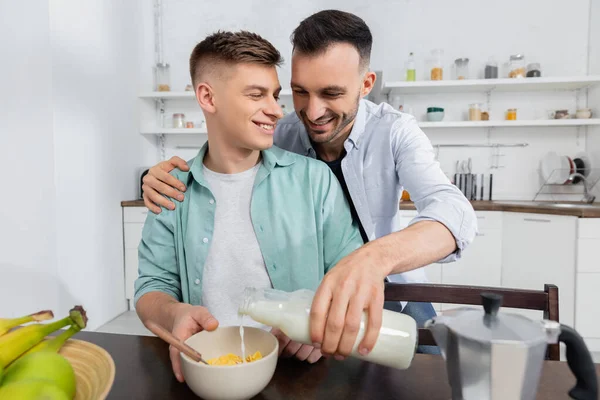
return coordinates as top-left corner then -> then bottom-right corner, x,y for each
201,163 -> 272,329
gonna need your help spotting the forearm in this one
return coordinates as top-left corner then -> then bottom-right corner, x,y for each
136,292 -> 184,331
366,220 -> 457,276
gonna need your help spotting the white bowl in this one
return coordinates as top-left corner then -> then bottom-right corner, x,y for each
181,326 -> 278,400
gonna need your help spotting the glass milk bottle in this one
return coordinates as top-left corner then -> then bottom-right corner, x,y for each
238,287 -> 418,370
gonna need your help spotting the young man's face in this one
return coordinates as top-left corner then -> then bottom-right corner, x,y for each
290,43 -> 373,146
213,63 -> 283,151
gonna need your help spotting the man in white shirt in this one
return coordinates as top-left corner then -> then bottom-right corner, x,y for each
141,10 -> 477,359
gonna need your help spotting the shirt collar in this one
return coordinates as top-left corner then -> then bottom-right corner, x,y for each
188,142 -> 296,186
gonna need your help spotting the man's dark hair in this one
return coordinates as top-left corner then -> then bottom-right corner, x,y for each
291,10 -> 372,70
189,30 -> 283,87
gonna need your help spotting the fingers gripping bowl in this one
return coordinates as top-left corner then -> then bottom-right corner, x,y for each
180,326 -> 278,400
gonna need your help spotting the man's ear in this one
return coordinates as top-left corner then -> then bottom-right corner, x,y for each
360,71 -> 377,98
196,82 -> 216,114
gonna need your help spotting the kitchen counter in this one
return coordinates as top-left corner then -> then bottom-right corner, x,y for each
122,199 -> 600,217
400,200 -> 600,218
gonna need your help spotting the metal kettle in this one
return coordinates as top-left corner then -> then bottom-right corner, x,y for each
425,292 -> 598,400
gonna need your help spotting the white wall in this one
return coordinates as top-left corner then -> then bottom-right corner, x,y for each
588,0 -> 600,200
142,0 -> 593,200
0,0 -> 61,317
0,1 -> 145,329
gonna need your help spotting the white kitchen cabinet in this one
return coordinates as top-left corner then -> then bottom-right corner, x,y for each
575,218 -> 600,351
122,207 -> 147,310
442,212 -> 502,312
501,213 -> 577,326
396,210 -> 503,312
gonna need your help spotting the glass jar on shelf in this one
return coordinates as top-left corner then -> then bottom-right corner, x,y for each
430,49 -> 444,81
155,62 -> 171,91
484,58 -> 498,79
172,113 -> 186,129
454,58 -> 469,80
469,103 -> 482,121
508,54 -> 526,78
506,108 -> 517,120
526,63 -> 541,77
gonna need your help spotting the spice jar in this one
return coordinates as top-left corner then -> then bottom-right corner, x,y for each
172,113 -> 186,128
155,63 -> 171,91
484,58 -> 499,79
454,58 -> 469,80
508,54 -> 526,78
526,63 -> 541,78
186,121 -> 194,128
469,103 -> 482,121
506,108 -> 517,120
430,49 -> 444,81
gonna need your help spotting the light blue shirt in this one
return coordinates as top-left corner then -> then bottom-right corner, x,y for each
134,144 -> 364,306
275,99 -> 478,284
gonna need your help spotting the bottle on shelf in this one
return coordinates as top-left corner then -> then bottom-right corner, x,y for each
405,52 -> 416,82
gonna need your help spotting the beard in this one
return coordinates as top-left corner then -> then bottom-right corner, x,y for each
299,93 -> 361,145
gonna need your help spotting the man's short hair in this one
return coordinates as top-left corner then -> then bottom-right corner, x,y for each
189,30 -> 283,87
291,10 -> 372,71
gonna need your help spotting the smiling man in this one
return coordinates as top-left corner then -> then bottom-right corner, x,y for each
133,30 -> 364,383
142,10 -> 477,361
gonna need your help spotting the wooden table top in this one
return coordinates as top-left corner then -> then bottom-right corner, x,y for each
71,331 -> 600,399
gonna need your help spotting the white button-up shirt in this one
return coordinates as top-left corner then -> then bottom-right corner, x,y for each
274,99 -> 477,284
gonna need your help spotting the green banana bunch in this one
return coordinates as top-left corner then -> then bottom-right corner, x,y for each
0,306 -> 88,400
0,306 -> 86,369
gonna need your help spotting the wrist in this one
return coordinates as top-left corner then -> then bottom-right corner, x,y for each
362,240 -> 395,278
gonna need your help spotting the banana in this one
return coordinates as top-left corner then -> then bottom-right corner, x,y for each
0,379 -> 69,400
0,310 -> 54,336
0,306 -> 87,369
22,325 -> 81,356
1,351 -> 76,399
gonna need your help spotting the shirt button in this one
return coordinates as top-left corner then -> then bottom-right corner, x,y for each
194,279 -> 200,285
203,238 -> 208,243
209,199 -> 214,204
272,263 -> 276,270
259,225 -> 264,232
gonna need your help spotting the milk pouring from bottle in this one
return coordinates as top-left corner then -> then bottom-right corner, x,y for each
238,287 -> 418,369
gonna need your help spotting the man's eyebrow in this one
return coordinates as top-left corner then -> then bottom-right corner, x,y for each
321,85 -> 346,92
290,83 -> 347,92
243,85 -> 282,93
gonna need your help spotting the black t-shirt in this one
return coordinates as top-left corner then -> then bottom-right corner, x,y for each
319,154 -> 369,244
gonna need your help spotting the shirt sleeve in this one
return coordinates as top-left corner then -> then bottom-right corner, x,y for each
319,166 -> 365,272
391,115 -> 477,262
133,206 -> 182,307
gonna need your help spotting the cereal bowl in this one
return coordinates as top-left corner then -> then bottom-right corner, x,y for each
180,326 -> 278,400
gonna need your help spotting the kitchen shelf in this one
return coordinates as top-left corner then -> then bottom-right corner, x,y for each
140,128 -> 208,135
382,76 -> 600,95
139,89 -> 293,99
418,119 -> 600,128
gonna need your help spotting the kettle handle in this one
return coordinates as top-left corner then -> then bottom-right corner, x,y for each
559,324 -> 598,400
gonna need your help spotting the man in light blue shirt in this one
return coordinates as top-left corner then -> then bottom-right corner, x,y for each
142,11 -> 477,360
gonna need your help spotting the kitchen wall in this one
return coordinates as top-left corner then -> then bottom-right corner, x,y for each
0,0 -> 61,318
588,0 -> 600,199
141,0 -> 596,201
0,1 -> 147,329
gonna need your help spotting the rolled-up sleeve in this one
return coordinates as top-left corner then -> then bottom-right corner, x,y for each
133,208 -> 182,307
392,116 -> 477,262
